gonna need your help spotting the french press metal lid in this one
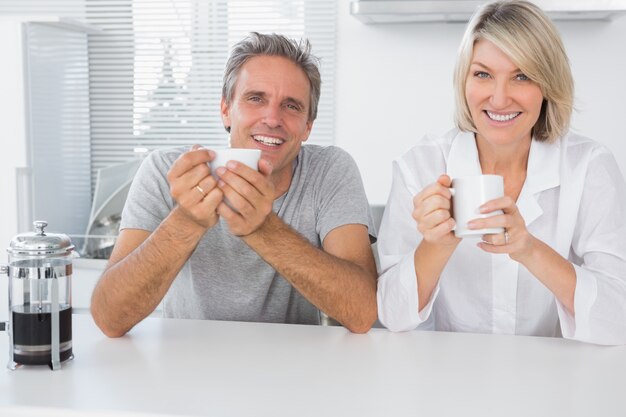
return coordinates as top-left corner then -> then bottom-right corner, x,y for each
1,221 -> 75,370
8,220 -> 74,256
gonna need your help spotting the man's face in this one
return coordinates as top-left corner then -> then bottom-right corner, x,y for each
221,55 -> 313,183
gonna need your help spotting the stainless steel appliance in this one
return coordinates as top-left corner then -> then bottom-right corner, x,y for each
0,221 -> 75,370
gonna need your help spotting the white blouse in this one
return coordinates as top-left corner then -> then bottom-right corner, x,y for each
376,129 -> 626,345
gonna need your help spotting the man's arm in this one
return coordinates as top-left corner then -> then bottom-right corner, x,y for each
216,160 -> 378,333
91,208 -> 208,337
243,215 -> 377,333
91,147 -> 222,337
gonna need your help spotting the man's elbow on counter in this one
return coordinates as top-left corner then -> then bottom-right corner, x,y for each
347,322 -> 373,334
92,315 -> 130,338
99,323 -> 129,338
90,302 -> 130,338
344,310 -> 378,334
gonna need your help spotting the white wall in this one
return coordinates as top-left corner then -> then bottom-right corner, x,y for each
335,0 -> 626,205
0,21 -> 28,322
0,21 -> 28,252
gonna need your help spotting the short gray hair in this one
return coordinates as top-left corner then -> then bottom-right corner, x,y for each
222,32 -> 321,126
453,0 -> 574,142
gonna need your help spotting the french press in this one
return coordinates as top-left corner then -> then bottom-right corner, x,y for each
0,221 -> 75,370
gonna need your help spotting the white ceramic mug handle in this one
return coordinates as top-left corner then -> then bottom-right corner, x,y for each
449,187 -> 456,231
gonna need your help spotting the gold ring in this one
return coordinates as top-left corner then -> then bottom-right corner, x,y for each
195,184 -> 206,196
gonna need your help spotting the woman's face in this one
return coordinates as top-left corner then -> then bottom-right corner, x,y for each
465,39 -> 544,148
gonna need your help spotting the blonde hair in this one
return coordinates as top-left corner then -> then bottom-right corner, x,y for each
453,0 -> 574,142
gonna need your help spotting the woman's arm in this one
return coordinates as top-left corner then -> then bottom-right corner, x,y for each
472,146 -> 626,345
377,160 -> 459,331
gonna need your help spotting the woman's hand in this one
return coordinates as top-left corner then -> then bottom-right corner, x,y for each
412,174 -> 460,247
470,195 -> 577,314
469,195 -> 536,262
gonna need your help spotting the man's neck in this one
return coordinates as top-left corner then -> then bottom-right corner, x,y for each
270,160 -> 296,200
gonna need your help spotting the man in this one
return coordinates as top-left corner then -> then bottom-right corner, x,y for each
91,32 -> 377,336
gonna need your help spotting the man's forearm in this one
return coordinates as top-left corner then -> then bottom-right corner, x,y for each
91,208 -> 207,337
242,214 -> 377,333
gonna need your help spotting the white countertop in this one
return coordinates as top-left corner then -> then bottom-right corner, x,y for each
1,314 -> 626,416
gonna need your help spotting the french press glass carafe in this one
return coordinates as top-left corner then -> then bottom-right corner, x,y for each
0,221 -> 75,370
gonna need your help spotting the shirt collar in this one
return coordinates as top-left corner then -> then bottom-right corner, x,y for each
446,130 -> 560,226
446,130 -> 482,178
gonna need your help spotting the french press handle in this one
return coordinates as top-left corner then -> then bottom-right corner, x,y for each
0,264 -> 6,332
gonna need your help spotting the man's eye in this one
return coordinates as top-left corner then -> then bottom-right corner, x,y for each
286,103 -> 300,111
249,96 -> 262,102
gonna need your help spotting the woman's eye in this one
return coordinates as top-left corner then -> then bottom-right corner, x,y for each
516,73 -> 530,81
474,71 -> 490,79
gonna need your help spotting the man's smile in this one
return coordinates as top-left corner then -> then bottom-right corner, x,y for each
253,134 -> 285,147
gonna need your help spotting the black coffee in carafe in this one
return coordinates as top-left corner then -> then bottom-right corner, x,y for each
12,305 -> 73,365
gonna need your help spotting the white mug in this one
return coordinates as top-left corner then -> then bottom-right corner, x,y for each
209,148 -> 261,179
450,175 -> 504,238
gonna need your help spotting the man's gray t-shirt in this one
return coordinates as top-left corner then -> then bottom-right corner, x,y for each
120,144 -> 375,325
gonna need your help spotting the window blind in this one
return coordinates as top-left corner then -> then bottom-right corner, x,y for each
1,0 -> 337,188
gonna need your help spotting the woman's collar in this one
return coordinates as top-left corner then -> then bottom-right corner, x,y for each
446,130 -> 561,226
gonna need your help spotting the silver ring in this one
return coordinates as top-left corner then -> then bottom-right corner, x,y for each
504,230 -> 509,245
195,184 -> 206,196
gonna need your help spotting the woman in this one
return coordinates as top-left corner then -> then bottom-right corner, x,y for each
376,0 -> 626,345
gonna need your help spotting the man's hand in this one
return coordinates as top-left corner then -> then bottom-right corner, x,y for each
167,145 -> 224,229
215,158 -> 274,236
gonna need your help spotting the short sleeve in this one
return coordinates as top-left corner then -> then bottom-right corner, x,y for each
312,147 -> 375,243
120,148 -> 182,232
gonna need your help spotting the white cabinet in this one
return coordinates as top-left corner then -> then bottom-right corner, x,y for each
72,260 -> 106,313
